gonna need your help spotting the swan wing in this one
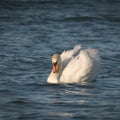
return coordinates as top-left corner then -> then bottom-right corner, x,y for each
73,49 -> 100,82
60,45 -> 81,70
60,49 -> 100,83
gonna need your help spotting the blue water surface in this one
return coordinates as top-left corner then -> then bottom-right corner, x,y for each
0,0 -> 120,120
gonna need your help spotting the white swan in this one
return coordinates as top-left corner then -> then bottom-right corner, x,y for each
47,45 -> 100,84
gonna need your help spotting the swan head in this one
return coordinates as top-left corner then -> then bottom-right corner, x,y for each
51,54 -> 62,73
47,54 -> 62,84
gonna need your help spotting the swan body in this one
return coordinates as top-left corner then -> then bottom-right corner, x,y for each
47,45 -> 100,84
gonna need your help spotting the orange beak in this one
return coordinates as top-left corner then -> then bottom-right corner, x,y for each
52,64 -> 57,73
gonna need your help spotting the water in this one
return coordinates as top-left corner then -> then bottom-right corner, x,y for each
0,0 -> 120,119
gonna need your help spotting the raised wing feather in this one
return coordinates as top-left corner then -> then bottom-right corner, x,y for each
60,45 -> 81,70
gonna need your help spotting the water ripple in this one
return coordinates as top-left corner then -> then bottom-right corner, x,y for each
0,0 -> 120,120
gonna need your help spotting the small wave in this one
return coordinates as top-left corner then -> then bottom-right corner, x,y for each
7,98 -> 29,105
60,16 -> 101,22
48,111 -> 74,117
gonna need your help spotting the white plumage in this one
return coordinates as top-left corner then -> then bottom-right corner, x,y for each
47,45 -> 100,84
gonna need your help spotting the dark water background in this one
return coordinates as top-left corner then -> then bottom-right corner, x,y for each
0,0 -> 120,119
